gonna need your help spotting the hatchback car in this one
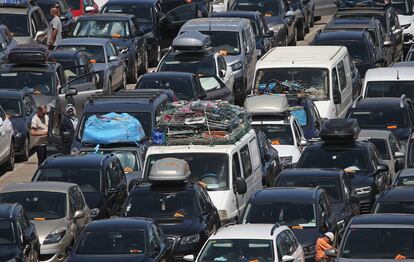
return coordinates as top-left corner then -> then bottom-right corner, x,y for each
0,182 -> 91,262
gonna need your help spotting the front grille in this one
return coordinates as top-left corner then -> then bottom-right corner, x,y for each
359,200 -> 372,214
39,254 -> 54,261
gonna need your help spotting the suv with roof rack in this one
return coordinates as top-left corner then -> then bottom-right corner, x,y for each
185,223 -> 304,262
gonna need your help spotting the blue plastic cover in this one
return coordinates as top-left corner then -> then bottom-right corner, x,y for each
82,112 -> 145,144
291,108 -> 307,127
0,0 -> 30,5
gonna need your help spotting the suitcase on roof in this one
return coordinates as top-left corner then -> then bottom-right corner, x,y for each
8,44 -> 48,65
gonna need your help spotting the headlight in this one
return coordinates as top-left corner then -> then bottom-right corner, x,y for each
355,186 -> 371,195
280,156 -> 293,168
43,228 -> 66,244
231,61 -> 243,71
303,244 -> 316,255
218,210 -> 227,220
90,208 -> 100,217
180,234 -> 200,245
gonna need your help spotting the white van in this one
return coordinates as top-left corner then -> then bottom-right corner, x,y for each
253,46 -> 354,119
143,129 -> 263,223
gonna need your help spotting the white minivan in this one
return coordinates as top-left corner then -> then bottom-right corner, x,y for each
143,129 -> 263,223
253,46 -> 354,119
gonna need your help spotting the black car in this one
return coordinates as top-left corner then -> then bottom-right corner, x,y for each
0,89 -> 36,161
0,203 -> 40,262
31,154 -> 128,219
36,0 -> 76,37
288,96 -> 324,139
0,25 -> 17,64
242,187 -> 338,261
67,218 -> 172,261
49,50 -> 95,82
101,0 -> 163,66
123,171 -> 221,259
256,130 -> 282,186
311,30 -> 381,77
275,168 -> 360,224
211,11 -> 276,56
297,118 -> 391,214
347,96 -> 414,144
70,14 -> 148,83
372,187 -> 414,214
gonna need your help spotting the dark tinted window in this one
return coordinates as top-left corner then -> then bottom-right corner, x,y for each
0,14 -> 29,36
314,39 -> 370,64
349,109 -> 407,129
200,31 -> 241,56
66,0 -> 81,10
375,201 -> 414,214
55,45 -> 105,63
0,71 -> 54,94
137,77 -> 195,100
395,175 -> 414,186
102,4 -> 154,22
231,0 -> 283,16
369,138 -> 390,160
366,81 -> 414,101
0,98 -> 22,117
159,53 -> 216,76
0,219 -> 15,244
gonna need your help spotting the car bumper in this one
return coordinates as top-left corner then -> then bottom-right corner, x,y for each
166,236 -> 201,260
39,239 -> 71,262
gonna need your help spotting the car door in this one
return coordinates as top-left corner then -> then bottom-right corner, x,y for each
241,141 -> 262,205
276,231 -> 297,261
285,229 -> 304,261
244,25 -> 257,92
0,106 -> 11,160
108,159 -> 127,214
232,151 -> 245,217
72,187 -> 89,232
336,59 -> 352,116
197,188 -> 216,237
389,134 -> 404,173
32,9 -> 48,45
105,42 -> 123,88
17,211 -> 35,261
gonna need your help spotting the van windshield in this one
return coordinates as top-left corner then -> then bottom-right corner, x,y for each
366,81 -> 414,101
145,153 -> 229,191
159,53 -> 216,76
200,31 -> 241,56
254,68 -> 329,100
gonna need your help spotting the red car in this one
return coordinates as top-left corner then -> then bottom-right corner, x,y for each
67,0 -> 99,17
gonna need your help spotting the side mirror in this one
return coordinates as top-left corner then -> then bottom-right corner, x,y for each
325,248 -> 337,257
234,177 -> 247,194
383,39 -> 393,47
107,187 -> 121,194
62,131 -> 72,143
74,210 -> 85,219
393,28 -> 403,35
376,164 -> 389,173
299,139 -> 307,147
394,151 -> 405,159
183,255 -> 195,261
265,31 -> 274,37
282,255 -> 295,262
109,56 -> 118,62
376,58 -> 385,64
64,87 -> 77,97
285,10 -> 295,17
219,69 -> 226,78
85,6 -> 95,12
333,89 -> 341,104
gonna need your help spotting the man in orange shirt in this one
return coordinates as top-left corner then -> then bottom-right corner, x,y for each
315,232 -> 335,262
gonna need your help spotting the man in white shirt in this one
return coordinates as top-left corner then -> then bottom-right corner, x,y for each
31,105 -> 49,165
47,7 -> 62,50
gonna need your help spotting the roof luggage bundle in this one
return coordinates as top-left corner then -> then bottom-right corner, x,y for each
155,100 -> 252,145
8,45 -> 49,65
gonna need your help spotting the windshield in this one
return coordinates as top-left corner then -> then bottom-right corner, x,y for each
299,149 -> 370,172
349,109 -> 407,129
76,229 -> 146,255
254,68 -> 329,100
35,168 -> 102,193
56,45 -> 105,63
0,98 -> 22,117
199,239 -> 274,262
0,71 -> 54,95
145,153 -> 229,191
336,14 -> 386,30
276,177 -> 342,203
137,77 -> 195,100
0,191 -> 66,220
124,191 -> 198,218
0,14 -> 28,36
366,81 -> 414,101
243,202 -> 316,227
72,20 -> 130,38
375,201 -> 414,214
0,219 -> 14,244
314,40 -> 369,64
252,124 -> 294,145
81,150 -> 141,172
102,4 -> 153,22
395,176 -> 414,186
79,112 -> 151,140
391,0 -> 411,15
200,31 -> 240,56
370,138 -> 390,160
159,53 -> 216,76
342,228 -> 414,259
231,0 -> 283,16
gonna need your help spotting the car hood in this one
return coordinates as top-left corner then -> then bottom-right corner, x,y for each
264,16 -> 285,28
68,254 -> 150,262
156,217 -> 201,236
14,36 -> 36,45
0,245 -> 19,260
33,218 -> 67,244
31,94 -> 56,108
83,192 -> 104,209
349,172 -> 374,188
291,227 -> 319,247
92,63 -> 108,71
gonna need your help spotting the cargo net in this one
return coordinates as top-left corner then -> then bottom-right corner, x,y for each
156,100 -> 252,145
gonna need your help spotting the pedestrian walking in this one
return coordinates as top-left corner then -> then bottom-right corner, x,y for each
60,104 -> 78,154
31,105 -> 49,165
47,7 -> 62,50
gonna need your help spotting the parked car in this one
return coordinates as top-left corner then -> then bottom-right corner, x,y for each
256,130 -> 282,186
0,203 -> 40,262
66,218 -> 173,261
0,25 -> 17,64
184,224 -> 305,262
56,38 -> 127,92
242,187 -> 336,261
100,0 -> 163,66
393,168 -> 414,185
0,182 -> 91,262
36,0 -> 75,37
31,154 -> 128,220
49,50 -> 96,82
66,0 -> 98,17
70,14 -> 148,83
0,89 -> 36,161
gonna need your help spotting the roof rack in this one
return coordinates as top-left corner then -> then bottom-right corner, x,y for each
271,222 -> 286,235
88,91 -> 165,103
400,94 -> 407,108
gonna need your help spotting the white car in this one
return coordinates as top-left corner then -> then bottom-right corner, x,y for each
183,224 -> 305,262
0,106 -> 14,171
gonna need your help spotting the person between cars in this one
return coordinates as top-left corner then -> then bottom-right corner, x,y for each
47,7 -> 62,50
60,104 -> 78,154
315,232 -> 335,262
31,105 -> 49,165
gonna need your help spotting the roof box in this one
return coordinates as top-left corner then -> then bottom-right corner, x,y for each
320,118 -> 360,142
172,31 -> 211,51
148,158 -> 191,182
244,94 -> 289,115
8,45 -> 48,65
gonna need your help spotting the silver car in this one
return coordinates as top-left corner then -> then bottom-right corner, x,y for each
0,182 -> 91,262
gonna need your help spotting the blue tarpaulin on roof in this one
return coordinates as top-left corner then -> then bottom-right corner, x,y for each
82,112 -> 145,144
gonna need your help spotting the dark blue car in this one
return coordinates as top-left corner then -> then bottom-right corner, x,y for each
288,96 -> 323,139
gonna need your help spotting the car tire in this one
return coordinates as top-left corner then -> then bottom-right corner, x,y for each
297,24 -> 305,41
19,137 -> 29,162
4,140 -> 14,171
149,44 -> 161,67
139,51 -> 148,75
127,57 -> 138,84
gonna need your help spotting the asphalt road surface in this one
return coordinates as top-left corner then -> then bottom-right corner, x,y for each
0,15 -> 332,190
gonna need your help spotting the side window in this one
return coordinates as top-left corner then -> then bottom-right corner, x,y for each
332,68 -> 340,94
248,138 -> 261,172
276,231 -> 293,260
292,120 -> 302,143
240,145 -> 252,178
389,135 -> 401,155
129,19 -> 137,36
285,230 -> 299,251
0,106 -> 6,121
109,161 -> 121,186
337,61 -> 347,90
241,30 -> 248,53
69,191 -> 77,216
232,153 -> 242,178
109,42 -> 118,56
76,188 -> 86,210
105,43 -> 115,59
343,55 -> 352,80
218,56 -> 226,71
389,12 -> 396,31
197,189 -> 209,213
164,4 -> 200,23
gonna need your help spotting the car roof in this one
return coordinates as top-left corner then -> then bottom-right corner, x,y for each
1,181 -> 75,194
83,98 -> 158,113
330,17 -> 373,25
306,140 -> 370,150
139,71 -> 194,80
57,37 -> 110,46
77,13 -> 135,20
104,0 -> 157,5
250,187 -> 320,203
314,30 -> 368,41
0,7 -> 29,14
352,97 -> 405,110
359,129 -> 392,139
181,17 -> 249,31
350,213 -> 414,227
211,11 -> 260,19
364,67 -> 414,81
397,168 -> 414,178
40,154 -> 110,169
279,168 -> 345,179
211,224 -> 287,240
377,187 -> 414,201
85,217 -> 154,231
336,8 -> 387,15
49,50 -> 83,60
